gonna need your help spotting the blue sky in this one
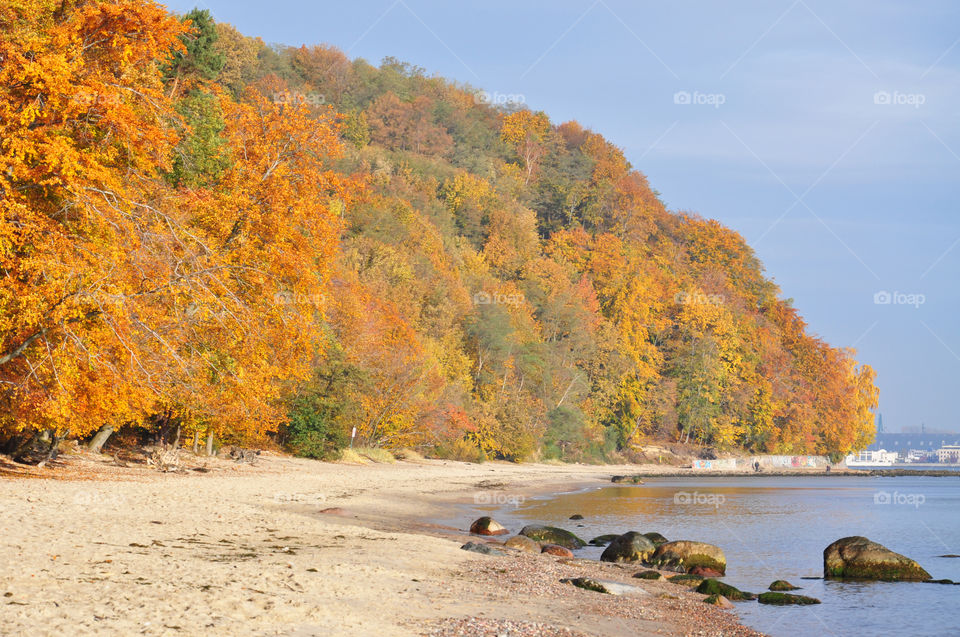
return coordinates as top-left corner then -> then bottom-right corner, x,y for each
165,0 -> 960,433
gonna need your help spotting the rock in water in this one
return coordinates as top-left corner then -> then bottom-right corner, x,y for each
589,534 -> 620,546
758,592 -> 821,605
823,536 -> 931,581
504,535 -> 539,553
519,525 -> 586,549
569,514 -> 584,520
769,580 -> 800,591
649,540 -> 726,575
460,541 -> 507,556
469,516 -> 509,536
696,578 -> 756,601
541,543 -> 575,557
600,531 -> 656,563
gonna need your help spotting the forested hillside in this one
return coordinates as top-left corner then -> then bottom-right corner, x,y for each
0,1 -> 878,462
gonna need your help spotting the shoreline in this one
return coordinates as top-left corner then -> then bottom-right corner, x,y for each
0,451 -> 764,636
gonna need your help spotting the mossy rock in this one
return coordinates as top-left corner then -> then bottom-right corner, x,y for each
758,592 -> 821,605
519,525 -> 586,549
611,474 -> 645,484
769,580 -> 800,591
696,578 -> 756,601
642,532 -> 669,547
600,531 -> 656,563
667,574 -> 705,587
703,594 -> 735,609
589,534 -> 620,546
633,570 -> 663,580
823,536 -> 931,581
649,540 -> 726,575
562,577 -> 609,594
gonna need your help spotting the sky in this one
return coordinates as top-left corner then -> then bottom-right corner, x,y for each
165,0 -> 960,433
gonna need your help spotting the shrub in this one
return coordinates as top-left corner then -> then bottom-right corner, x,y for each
285,396 -> 348,460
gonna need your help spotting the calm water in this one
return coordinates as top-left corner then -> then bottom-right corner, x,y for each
470,476 -> 960,637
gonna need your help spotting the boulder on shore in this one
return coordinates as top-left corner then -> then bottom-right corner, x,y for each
648,540 -> 726,575
469,516 -> 509,536
460,541 -> 507,556
600,531 -> 656,563
504,535 -> 539,553
758,592 -> 821,605
667,574 -> 704,587
541,543 -> 575,557
633,570 -> 663,580
823,536 -> 931,581
561,577 -> 650,596
703,594 -> 735,609
519,524 -> 586,549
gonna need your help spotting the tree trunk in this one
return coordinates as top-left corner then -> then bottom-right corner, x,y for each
206,430 -> 215,456
171,424 -> 181,449
87,425 -> 115,454
192,431 -> 199,454
45,432 -> 63,461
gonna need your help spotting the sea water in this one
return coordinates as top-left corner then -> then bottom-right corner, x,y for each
474,476 -> 960,637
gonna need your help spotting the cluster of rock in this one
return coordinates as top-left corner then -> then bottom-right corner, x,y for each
462,517 -> 937,609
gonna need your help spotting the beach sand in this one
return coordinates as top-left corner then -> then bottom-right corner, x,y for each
0,451 -> 764,636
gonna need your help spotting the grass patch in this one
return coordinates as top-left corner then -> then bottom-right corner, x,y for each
393,448 -> 425,462
355,446 -> 395,463
338,448 -> 369,464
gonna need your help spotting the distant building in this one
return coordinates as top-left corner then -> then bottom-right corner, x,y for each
937,445 -> 960,464
867,433 -> 960,454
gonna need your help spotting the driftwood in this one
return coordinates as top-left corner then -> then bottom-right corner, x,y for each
147,447 -> 182,472
228,447 -> 261,464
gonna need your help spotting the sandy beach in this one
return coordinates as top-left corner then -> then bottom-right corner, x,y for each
0,451 -> 763,636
